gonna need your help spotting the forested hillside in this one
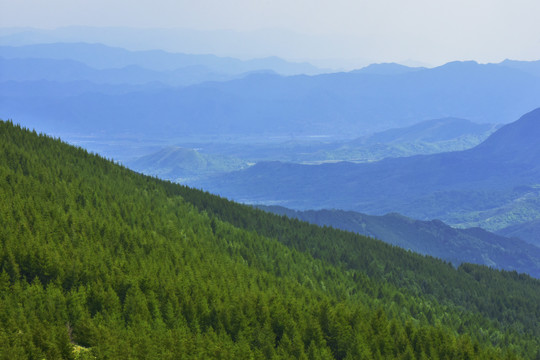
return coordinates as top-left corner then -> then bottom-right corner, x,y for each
1,120 -> 540,359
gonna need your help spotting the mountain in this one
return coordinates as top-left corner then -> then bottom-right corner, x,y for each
1,119 -> 540,358
471,106 -> 540,161
354,117 -> 497,145
127,146 -> 248,182
0,26 -> 350,69
352,62 -> 425,75
0,57 -> 239,86
317,117 -> 499,163
2,58 -> 540,139
499,59 -> 540,78
257,206 -> 540,277
0,42 -> 322,75
196,108 -> 540,231
498,219 -> 540,247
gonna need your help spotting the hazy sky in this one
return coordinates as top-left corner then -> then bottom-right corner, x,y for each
1,0 -> 539,67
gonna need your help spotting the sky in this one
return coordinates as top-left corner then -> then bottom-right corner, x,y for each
1,0 -> 540,68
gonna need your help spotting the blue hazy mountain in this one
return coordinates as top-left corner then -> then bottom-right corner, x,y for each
0,26 -> 348,70
352,62 -> 425,75
195,108 -> 540,232
0,79 -> 167,98
126,146 -> 249,182
0,42 -> 322,75
258,205 -> 540,278
0,57 -> 241,86
2,59 -> 540,138
498,219 -> 540,248
351,117 -> 497,145
498,59 -> 540,78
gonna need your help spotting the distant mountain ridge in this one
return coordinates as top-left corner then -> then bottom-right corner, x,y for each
471,106 -> 540,161
351,117 -> 497,145
498,219 -> 540,248
257,205 -> 540,278
0,42 -> 322,75
0,57 -> 239,86
352,62 -> 425,75
498,59 -> 540,78
2,53 -> 540,138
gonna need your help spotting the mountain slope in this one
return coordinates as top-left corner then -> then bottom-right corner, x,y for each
471,106 -> 540,162
257,206 -> 540,277
2,120 -> 540,358
498,219 -> 540,247
197,108 -> 540,230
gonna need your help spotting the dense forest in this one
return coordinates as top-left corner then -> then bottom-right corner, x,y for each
1,119 -> 540,359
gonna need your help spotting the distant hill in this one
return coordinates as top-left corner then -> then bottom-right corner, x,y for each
352,62 -> 425,75
127,146 -> 248,182
197,108 -> 540,232
0,42 -> 322,75
498,59 -> 540,78
258,206 -> 540,277
471,106 -> 540,162
3,58 -> 540,139
0,57 -> 239,86
323,117 -> 498,162
354,117 -> 497,145
498,219 -> 540,248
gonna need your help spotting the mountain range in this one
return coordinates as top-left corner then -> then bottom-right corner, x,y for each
0,57 -> 241,87
2,43 -> 540,139
0,43 -> 321,75
196,108 -> 540,238
352,117 -> 497,145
